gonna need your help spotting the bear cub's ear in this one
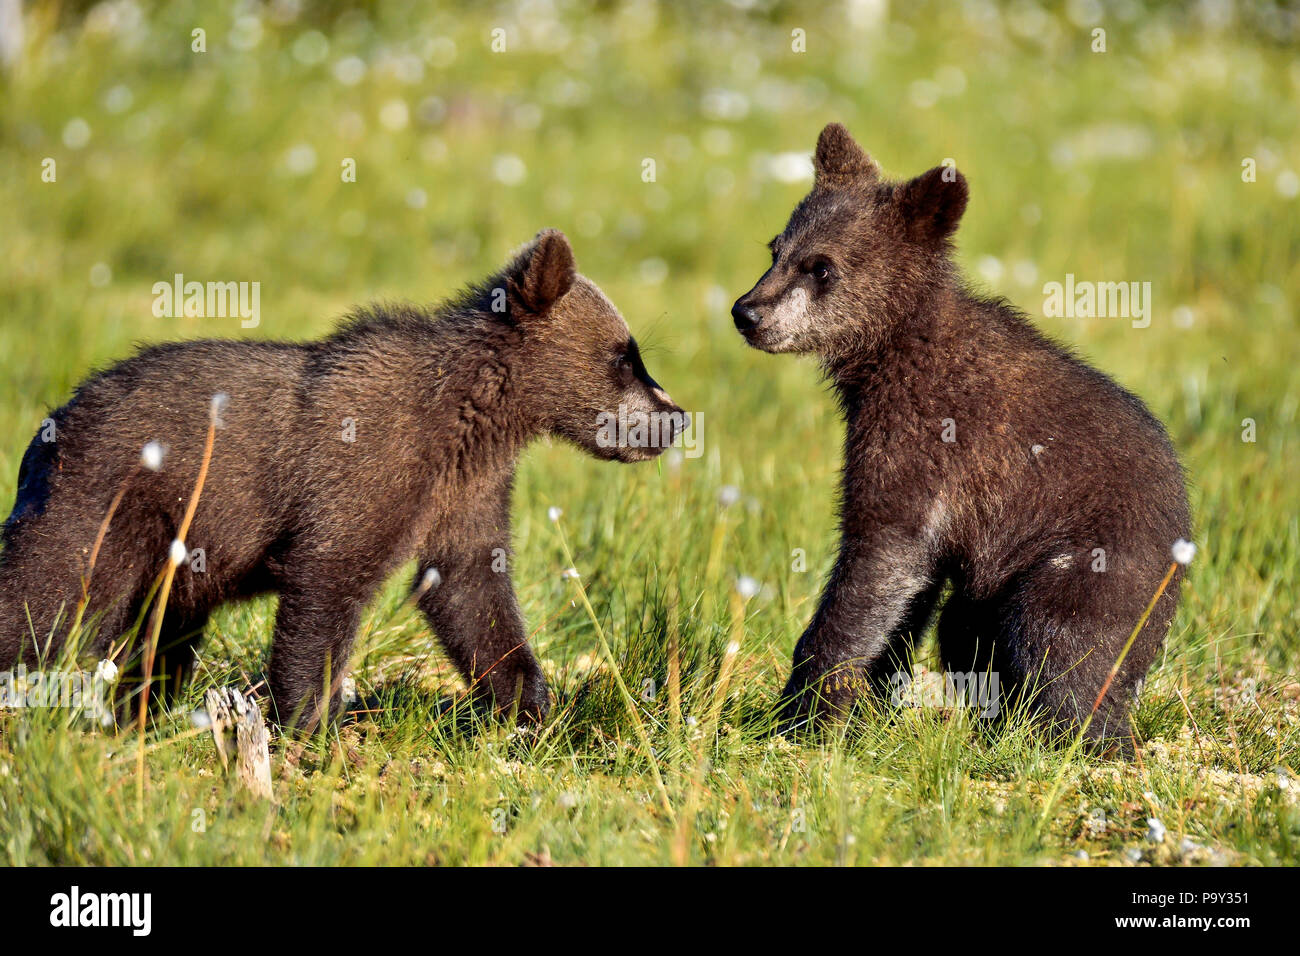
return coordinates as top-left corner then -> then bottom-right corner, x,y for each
897,165 -> 969,243
813,123 -> 878,186
508,228 -> 577,316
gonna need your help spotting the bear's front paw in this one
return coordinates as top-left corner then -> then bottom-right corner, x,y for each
480,666 -> 551,725
513,674 -> 552,725
775,668 -> 865,737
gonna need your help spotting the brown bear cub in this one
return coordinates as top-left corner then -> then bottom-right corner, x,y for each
1,229 -> 682,730
733,124 -> 1189,752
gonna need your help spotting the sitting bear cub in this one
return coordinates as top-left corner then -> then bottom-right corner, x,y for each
1,229 -> 683,729
733,124 -> 1189,752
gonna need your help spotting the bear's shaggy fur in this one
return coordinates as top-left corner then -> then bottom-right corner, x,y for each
733,125 -> 1189,751
1,230 -> 682,729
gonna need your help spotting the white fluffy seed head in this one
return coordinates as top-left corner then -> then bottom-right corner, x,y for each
420,567 -> 442,592
94,659 -> 119,684
562,567 -> 580,580
1171,538 -> 1197,565
718,485 -> 741,508
547,506 -> 562,523
210,392 -> 230,426
735,575 -> 760,600
169,538 -> 187,566
141,441 -> 165,471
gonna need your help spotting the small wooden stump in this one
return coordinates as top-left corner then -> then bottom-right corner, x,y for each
204,687 -> 274,801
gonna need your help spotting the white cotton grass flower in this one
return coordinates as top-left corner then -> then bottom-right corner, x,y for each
341,675 -> 358,705
547,506 -> 563,523
1146,817 -> 1167,844
1277,169 -> 1300,200
735,576 -> 760,601
333,55 -> 366,86
169,538 -> 188,566
63,117 -> 91,150
975,255 -> 1004,284
94,659 -> 119,684
764,151 -> 814,184
718,485 -> 740,508
283,143 -> 317,176
561,567 -> 580,580
379,98 -> 409,131
1171,538 -> 1197,565
141,441 -> 166,471
492,154 -> 527,186
419,567 -> 442,593
210,392 -> 230,426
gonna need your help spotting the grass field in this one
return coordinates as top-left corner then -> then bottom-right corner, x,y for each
0,0 -> 1297,866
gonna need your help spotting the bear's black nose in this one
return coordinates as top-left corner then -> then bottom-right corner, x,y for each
731,302 -> 761,332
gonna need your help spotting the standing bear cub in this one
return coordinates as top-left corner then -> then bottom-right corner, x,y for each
1,229 -> 683,729
733,124 -> 1189,751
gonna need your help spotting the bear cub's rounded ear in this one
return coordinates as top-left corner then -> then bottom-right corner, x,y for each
897,165 -> 969,243
508,228 -> 577,316
813,123 -> 878,186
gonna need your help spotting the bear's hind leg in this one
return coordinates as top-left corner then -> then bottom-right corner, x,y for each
128,609 -> 210,703
156,611 -> 209,700
0,535 -> 148,668
266,557 -> 374,731
988,557 -> 1178,755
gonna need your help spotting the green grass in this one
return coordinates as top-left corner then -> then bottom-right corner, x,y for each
0,1 -> 1297,865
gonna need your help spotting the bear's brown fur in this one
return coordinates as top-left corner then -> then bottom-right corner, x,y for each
733,125 -> 1189,752
2,230 -> 683,730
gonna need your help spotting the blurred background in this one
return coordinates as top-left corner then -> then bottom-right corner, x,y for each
0,0 -> 1297,681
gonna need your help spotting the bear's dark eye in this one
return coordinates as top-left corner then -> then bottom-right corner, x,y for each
808,259 -> 832,282
614,352 -> 634,386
